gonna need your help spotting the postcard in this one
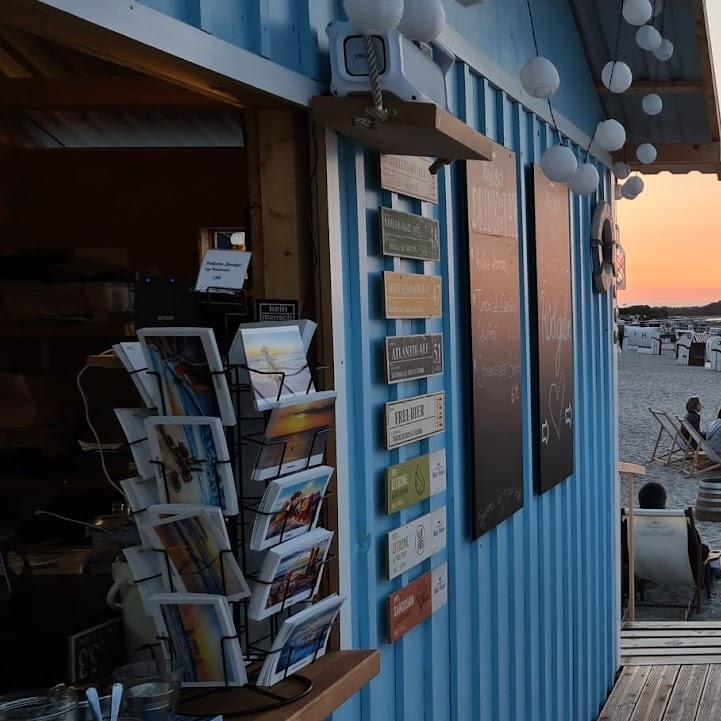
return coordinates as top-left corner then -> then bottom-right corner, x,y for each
148,593 -> 247,687
144,504 -> 227,537
235,325 -> 313,411
121,476 -> 160,515
145,416 -> 238,515
248,528 -> 333,620
257,594 -> 344,686
144,510 -> 250,601
229,321 -> 317,365
113,342 -> 156,409
123,545 -> 164,610
250,466 -> 333,551
137,328 -> 235,426
251,391 -> 337,481
115,408 -> 155,479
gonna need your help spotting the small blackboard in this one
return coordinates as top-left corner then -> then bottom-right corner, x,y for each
380,208 -> 440,262
531,165 -> 574,493
466,147 -> 524,539
68,617 -> 124,683
256,299 -> 298,322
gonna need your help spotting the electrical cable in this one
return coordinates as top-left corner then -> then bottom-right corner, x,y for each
34,510 -> 112,534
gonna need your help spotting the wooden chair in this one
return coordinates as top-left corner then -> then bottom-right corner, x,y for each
648,408 -> 689,465
679,417 -> 721,476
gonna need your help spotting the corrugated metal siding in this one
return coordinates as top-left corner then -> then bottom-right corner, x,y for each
331,61 -> 617,721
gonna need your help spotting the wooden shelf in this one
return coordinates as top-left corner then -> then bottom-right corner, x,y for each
311,95 -> 493,163
177,650 -> 379,721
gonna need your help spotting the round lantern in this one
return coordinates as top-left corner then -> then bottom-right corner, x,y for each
654,38 -> 674,61
636,24 -> 662,52
636,142 -> 657,164
595,119 -> 627,152
622,0 -> 652,26
343,0 -> 404,33
652,0 -> 663,17
642,93 -> 663,115
623,175 -> 645,198
520,57 -> 560,99
613,162 -> 631,179
601,61 -> 633,93
569,162 -> 600,195
397,0 -> 445,41
541,145 -> 578,183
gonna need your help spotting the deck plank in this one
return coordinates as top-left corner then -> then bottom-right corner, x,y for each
623,638 -> 721,649
661,665 -> 708,721
625,623 -> 721,630
629,665 -> 679,721
598,667 -> 653,721
696,664 -> 721,719
623,631 -> 721,639
623,657 -> 721,666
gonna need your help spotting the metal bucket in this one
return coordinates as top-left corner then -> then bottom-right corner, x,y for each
695,478 -> 721,522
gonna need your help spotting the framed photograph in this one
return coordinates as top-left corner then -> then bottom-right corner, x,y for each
145,416 -> 238,515
251,392 -> 337,481
115,408 -> 155,479
250,466 -> 334,551
137,327 -> 235,426
148,593 -> 247,687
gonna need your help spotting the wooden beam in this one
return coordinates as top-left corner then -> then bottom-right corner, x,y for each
693,0 -> 721,143
596,81 -> 705,95
0,76 -> 234,110
615,142 -> 721,167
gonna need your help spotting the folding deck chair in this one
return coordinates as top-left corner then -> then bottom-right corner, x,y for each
679,417 -> 721,476
648,408 -> 689,465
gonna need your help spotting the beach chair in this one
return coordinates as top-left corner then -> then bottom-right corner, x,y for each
623,508 -> 708,619
679,417 -> 721,476
648,408 -> 689,465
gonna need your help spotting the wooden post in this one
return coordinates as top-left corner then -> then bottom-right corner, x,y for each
619,462 -> 646,624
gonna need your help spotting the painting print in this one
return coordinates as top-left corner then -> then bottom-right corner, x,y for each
532,166 -> 574,493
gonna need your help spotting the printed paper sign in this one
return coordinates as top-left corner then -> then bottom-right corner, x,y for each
380,208 -> 440,262
387,506 -> 447,579
195,250 -> 251,291
256,299 -> 298,322
383,272 -> 442,319
385,334 -> 443,384
385,392 -> 445,450
388,563 -> 448,643
386,449 -> 446,514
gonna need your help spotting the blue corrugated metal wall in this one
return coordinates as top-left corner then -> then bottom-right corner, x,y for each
330,62 -> 617,721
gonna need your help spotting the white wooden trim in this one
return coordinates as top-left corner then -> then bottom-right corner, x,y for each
324,128 -> 353,648
23,0 -> 324,107
439,25 -> 612,165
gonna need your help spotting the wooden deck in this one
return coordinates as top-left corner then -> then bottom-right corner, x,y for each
598,623 -> 721,720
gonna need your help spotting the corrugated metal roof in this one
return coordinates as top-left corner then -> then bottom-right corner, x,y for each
568,0 -> 720,174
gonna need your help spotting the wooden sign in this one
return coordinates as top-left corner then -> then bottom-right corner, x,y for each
380,208 -> 440,262
383,272 -> 442,319
385,392 -> 445,450
466,148 -> 524,538
387,506 -> 446,579
532,165 -> 574,493
386,448 -> 446,514
388,562 -> 448,643
380,155 -> 439,204
385,333 -> 443,383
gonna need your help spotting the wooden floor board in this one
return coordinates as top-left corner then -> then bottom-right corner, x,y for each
696,664 -> 721,719
662,665 -> 708,721
623,637 -> 721,649
598,666 -> 652,721
629,665 -> 679,721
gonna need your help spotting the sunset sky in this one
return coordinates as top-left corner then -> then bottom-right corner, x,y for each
616,2 -> 721,308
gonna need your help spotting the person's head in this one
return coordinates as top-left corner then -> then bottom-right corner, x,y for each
638,481 -> 667,509
686,396 -> 702,414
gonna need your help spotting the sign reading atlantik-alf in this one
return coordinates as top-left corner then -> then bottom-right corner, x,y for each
385,392 -> 445,450
386,448 -> 446,514
380,208 -> 440,262
383,272 -> 442,319
385,334 -> 443,383
387,506 -> 447,579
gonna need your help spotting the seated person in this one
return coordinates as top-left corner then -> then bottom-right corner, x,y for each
681,396 -> 705,448
706,408 -> 721,457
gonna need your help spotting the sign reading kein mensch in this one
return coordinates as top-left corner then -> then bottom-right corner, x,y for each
385,392 -> 445,450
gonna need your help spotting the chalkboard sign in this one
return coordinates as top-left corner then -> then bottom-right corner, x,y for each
532,165 -> 574,493
466,148 -> 524,539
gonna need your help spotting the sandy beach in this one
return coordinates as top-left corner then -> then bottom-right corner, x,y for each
619,348 -> 721,620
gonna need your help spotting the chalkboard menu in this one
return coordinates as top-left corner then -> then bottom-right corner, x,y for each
466,147 -> 524,539
532,165 -> 574,493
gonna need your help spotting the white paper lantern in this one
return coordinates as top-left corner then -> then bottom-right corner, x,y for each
601,61 -> 633,93
652,0 -> 663,17
520,57 -> 560,99
622,0 -> 652,25
569,162 -> 599,195
397,0 -> 445,41
541,145 -> 578,183
636,24 -> 662,52
613,162 -> 631,179
623,175 -> 645,198
636,142 -> 657,164
343,0 -> 404,33
595,119 -> 627,152
642,93 -> 663,115
654,38 -> 674,61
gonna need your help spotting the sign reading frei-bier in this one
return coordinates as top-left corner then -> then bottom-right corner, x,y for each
385,392 -> 445,450
383,272 -> 442,319
385,333 -> 443,384
380,208 -> 440,262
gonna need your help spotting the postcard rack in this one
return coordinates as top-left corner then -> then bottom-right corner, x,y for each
134,340 -> 337,713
